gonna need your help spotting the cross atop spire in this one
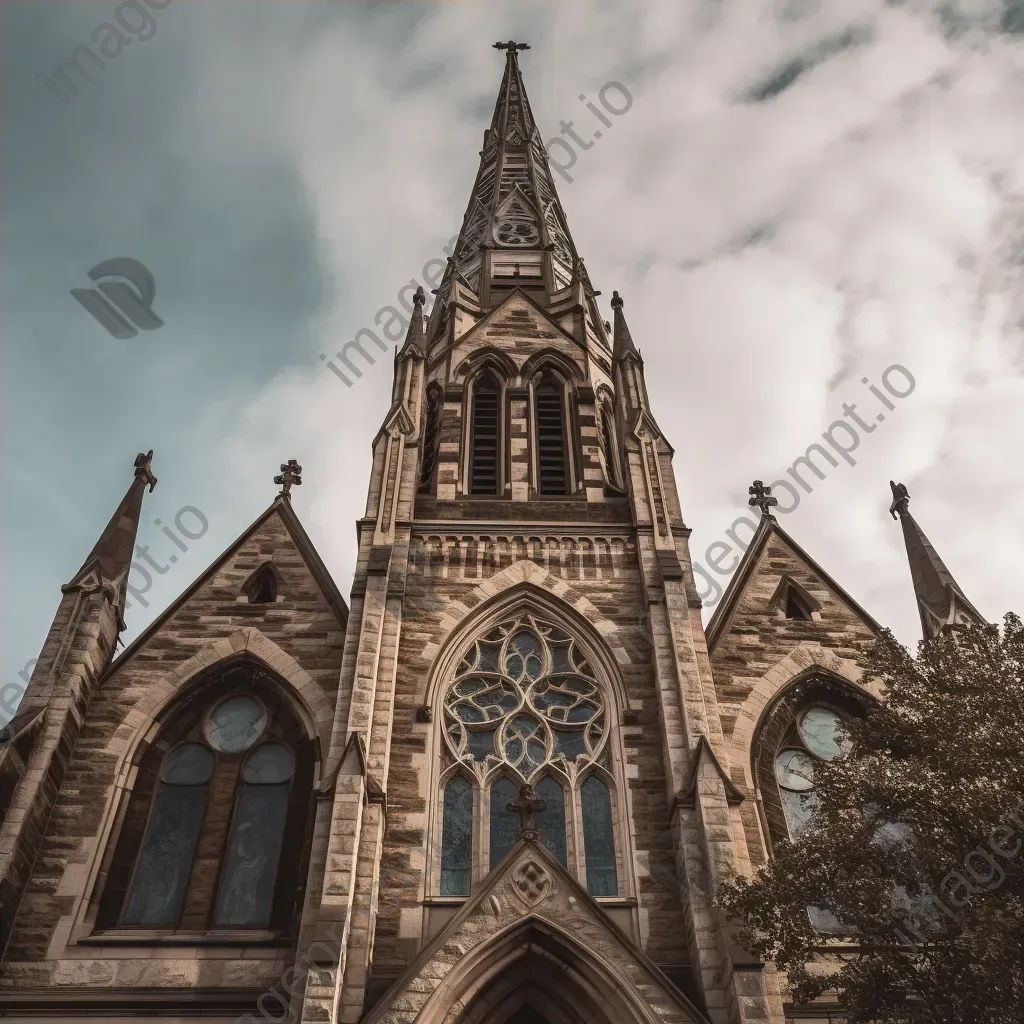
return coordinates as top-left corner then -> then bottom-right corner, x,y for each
888,480 -> 985,639
493,40 -> 530,53
748,480 -> 778,519
275,459 -> 303,501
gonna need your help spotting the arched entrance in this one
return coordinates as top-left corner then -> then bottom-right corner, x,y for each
441,920 -> 665,1024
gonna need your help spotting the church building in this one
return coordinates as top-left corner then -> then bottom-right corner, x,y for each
0,43 -> 984,1024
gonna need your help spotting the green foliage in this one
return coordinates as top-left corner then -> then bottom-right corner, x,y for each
719,614 -> 1024,1023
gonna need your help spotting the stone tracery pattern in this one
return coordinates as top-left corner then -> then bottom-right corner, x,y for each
443,615 -> 606,779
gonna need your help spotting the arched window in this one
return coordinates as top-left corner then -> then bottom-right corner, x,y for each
440,775 -> 473,896
246,565 -> 277,604
534,374 -> 568,495
774,705 -> 852,839
419,387 -> 442,493
437,614 -> 619,895
598,400 -> 621,490
581,775 -> 617,896
469,371 -> 502,495
98,662 -> 313,933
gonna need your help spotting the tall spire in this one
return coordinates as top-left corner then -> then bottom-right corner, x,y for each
437,42 -> 585,311
65,450 -> 157,590
888,480 -> 985,640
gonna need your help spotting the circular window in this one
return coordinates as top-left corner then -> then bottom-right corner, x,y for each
775,749 -> 815,791
161,742 -> 215,785
205,695 -> 267,754
242,743 -> 293,784
798,706 -> 851,761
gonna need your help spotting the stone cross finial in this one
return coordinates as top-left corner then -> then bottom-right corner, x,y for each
507,782 -> 546,842
889,480 -> 910,520
748,479 -> 778,518
274,460 -> 303,500
134,450 -> 157,492
493,40 -> 531,54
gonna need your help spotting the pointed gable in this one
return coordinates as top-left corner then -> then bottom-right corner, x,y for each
104,498 -> 347,702
363,839 -> 707,1024
708,517 -> 879,732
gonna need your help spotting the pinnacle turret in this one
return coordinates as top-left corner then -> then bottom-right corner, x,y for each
611,291 -> 642,364
888,480 -> 985,639
65,450 -> 157,591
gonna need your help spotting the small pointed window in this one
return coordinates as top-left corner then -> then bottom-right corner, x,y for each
785,587 -> 813,621
440,775 -> 473,895
535,375 -> 568,495
469,371 -> 501,496
419,388 -> 442,493
247,565 -> 277,605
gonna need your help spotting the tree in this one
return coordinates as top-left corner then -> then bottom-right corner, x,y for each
719,613 -> 1024,1024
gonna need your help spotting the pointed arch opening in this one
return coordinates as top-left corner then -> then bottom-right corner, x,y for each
420,384 -> 444,493
242,562 -> 280,605
469,369 -> 503,496
428,604 -> 630,901
533,371 -> 570,496
94,657 -> 316,937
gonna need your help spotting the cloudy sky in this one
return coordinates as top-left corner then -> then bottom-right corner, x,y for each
3,0 -> 1022,718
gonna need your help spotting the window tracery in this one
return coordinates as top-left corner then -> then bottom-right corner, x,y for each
437,614 -> 619,898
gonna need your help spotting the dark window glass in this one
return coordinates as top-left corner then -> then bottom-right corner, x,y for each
581,775 -> 617,897
535,777 -> 567,866
785,588 -> 812,620
489,777 -> 519,869
419,388 -> 442,492
599,405 -> 618,486
470,372 -> 501,495
213,743 -> 293,926
123,743 -> 214,926
248,566 -> 277,604
535,377 -> 567,495
440,775 -> 473,896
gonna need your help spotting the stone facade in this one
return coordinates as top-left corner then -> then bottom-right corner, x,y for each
0,43 -> 979,1024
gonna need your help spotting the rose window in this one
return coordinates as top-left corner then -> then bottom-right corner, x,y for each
443,616 -> 606,778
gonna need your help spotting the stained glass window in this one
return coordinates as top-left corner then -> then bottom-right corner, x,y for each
440,775 -> 473,896
441,615 -> 618,894
776,705 -> 850,840
490,777 -> 519,870
443,616 -> 605,778
581,776 -> 617,897
536,777 -> 567,867
213,743 -> 292,926
205,695 -> 266,754
123,743 -> 214,926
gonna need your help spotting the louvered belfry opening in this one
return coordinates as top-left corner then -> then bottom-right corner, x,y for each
535,375 -> 568,495
470,371 -> 501,495
785,587 -> 813,621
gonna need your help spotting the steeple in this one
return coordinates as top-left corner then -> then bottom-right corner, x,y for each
65,450 -> 157,591
434,42 -> 598,325
889,480 -> 985,639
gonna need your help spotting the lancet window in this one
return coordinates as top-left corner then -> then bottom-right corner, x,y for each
436,614 -> 620,898
534,373 -> 569,495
